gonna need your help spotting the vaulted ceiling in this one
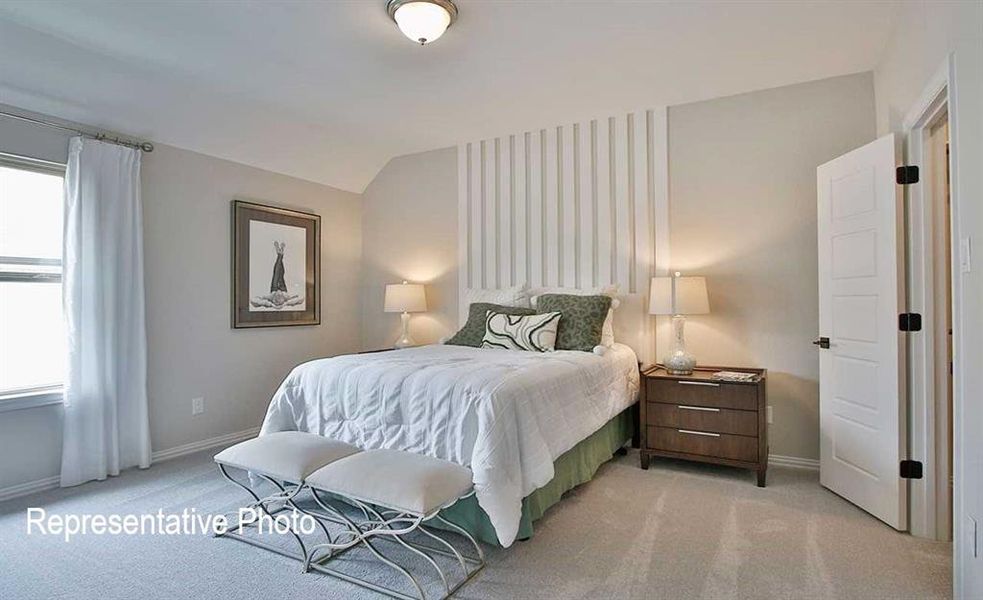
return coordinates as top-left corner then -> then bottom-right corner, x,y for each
0,1 -> 898,192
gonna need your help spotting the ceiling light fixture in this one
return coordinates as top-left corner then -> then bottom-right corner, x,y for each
387,0 -> 458,45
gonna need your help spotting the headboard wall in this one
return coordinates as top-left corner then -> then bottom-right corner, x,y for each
457,108 -> 670,363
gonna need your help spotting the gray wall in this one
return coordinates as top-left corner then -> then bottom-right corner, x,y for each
358,73 -> 877,461
0,115 -> 362,490
667,73 -> 875,461
142,145 -> 362,453
360,148 -> 458,351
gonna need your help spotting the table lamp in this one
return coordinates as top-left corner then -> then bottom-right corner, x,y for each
649,272 -> 710,375
384,281 -> 427,348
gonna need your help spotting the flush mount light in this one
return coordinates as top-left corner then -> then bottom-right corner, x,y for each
387,0 -> 458,45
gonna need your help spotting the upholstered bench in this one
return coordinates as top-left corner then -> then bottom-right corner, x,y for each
305,449 -> 473,518
301,449 -> 484,600
214,431 -> 361,483
213,432 -> 361,565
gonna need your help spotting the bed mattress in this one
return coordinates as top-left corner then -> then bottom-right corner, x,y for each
259,342 -> 639,546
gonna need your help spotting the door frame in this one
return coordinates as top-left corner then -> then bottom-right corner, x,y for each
903,54 -> 958,542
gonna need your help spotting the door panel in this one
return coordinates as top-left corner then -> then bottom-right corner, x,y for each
817,133 -> 906,530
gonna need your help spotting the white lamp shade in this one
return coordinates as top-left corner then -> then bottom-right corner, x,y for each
649,276 -> 709,315
393,1 -> 452,44
384,282 -> 427,313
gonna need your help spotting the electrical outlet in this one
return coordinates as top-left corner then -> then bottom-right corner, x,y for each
766,405 -> 774,424
192,397 -> 205,416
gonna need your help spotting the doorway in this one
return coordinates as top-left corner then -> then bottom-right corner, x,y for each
904,62 -> 956,542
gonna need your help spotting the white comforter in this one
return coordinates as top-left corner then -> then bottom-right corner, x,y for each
259,343 -> 639,546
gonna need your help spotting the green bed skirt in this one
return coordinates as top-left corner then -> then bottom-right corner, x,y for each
437,406 -> 635,547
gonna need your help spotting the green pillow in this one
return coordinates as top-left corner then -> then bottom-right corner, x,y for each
536,294 -> 612,352
446,302 -> 536,347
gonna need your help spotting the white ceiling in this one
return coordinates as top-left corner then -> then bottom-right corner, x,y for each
0,1 -> 898,193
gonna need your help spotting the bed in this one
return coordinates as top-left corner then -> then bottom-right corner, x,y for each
259,342 -> 640,547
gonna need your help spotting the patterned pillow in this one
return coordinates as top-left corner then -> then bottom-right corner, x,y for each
529,285 -> 620,346
446,302 -> 536,347
535,294 -> 612,352
481,311 -> 562,352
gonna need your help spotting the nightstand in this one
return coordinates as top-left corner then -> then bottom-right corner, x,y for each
639,365 -> 768,486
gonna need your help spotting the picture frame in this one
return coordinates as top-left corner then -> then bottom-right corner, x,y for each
231,199 -> 320,328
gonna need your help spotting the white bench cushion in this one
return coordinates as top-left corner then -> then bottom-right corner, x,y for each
214,432 -> 360,482
306,450 -> 473,517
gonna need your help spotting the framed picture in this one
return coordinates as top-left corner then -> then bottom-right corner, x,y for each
231,200 -> 320,328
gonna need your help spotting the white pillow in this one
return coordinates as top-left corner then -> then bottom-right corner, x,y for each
463,285 -> 530,309
599,311 -> 615,348
481,311 -> 561,352
528,285 -> 619,347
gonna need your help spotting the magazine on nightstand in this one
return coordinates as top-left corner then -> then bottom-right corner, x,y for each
711,370 -> 759,383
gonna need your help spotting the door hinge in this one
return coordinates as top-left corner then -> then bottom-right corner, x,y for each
900,460 -> 923,479
899,313 -> 922,332
896,165 -> 920,185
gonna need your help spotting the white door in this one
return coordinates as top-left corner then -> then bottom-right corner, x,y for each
817,134 -> 907,530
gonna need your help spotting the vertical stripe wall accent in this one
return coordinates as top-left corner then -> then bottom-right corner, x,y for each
457,108 -> 670,363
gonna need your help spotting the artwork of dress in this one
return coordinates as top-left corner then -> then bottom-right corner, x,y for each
232,200 -> 320,328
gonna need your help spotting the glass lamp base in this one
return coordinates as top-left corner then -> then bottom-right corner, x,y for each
393,335 -> 416,349
663,351 -> 696,376
393,312 -> 416,349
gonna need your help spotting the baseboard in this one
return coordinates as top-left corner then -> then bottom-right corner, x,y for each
769,453 -> 820,470
0,475 -> 61,503
151,426 -> 260,463
0,426 -> 260,503
4,433 -> 814,502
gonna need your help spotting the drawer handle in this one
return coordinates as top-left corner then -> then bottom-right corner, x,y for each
678,405 -> 720,412
678,429 -> 721,438
678,381 -> 720,387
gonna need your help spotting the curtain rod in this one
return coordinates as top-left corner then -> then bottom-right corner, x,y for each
0,110 -> 154,152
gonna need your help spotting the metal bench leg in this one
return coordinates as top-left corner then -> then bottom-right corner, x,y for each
216,464 -> 310,568
355,499 -> 451,598
307,488 -> 427,600
415,523 -> 469,577
435,514 -> 486,566
258,475 -> 336,555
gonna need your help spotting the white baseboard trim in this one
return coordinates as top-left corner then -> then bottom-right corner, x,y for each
0,427 -> 261,503
769,453 -> 820,470
4,432 -> 815,502
0,475 -> 61,503
151,426 -> 260,463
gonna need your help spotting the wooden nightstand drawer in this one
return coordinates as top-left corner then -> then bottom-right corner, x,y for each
648,403 -> 757,437
648,426 -> 758,463
648,378 -> 757,411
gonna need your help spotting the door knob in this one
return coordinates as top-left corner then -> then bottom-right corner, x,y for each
813,337 -> 830,349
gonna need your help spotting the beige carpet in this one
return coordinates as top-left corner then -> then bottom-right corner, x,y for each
463,453 -> 951,600
0,448 -> 951,600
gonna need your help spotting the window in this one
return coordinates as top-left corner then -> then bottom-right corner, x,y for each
0,154 -> 66,404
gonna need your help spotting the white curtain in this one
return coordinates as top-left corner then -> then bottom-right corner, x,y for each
60,137 -> 151,488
